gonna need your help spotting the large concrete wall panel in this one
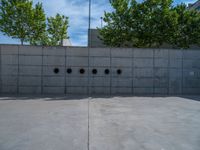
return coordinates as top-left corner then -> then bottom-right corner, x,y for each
1,45 -> 18,55
133,78 -> 154,88
1,55 -> 18,65
67,57 -> 88,67
43,56 -> 65,66
1,76 -> 17,86
67,47 -> 88,56
134,49 -> 153,58
111,87 -> 132,95
111,48 -> 132,58
134,68 -> 153,78
19,76 -> 41,86
1,86 -> 17,94
66,77 -> 88,87
43,77 -> 65,87
66,87 -> 88,94
112,78 -> 132,87
133,58 -> 153,68
90,57 -> 110,67
154,59 -> 169,68
154,49 -> 168,58
43,87 -> 65,94
19,87 -> 41,94
19,46 -> 42,55
19,66 -> 41,76
134,88 -> 154,95
43,47 -> 65,56
0,45 -> 200,95
89,87 -> 110,94
1,65 -> 18,76
89,48 -> 110,57
19,56 -> 42,66
112,58 -> 132,67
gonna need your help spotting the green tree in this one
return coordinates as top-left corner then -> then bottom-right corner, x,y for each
171,4 -> 200,48
47,13 -> 69,46
133,0 -> 176,47
98,0 -> 132,47
0,0 -> 33,45
0,0 -> 47,45
28,3 -> 47,45
99,0 -> 200,48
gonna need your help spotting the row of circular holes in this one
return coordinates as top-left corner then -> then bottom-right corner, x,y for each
54,68 -> 122,75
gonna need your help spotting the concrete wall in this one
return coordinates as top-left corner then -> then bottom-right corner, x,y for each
0,45 -> 200,95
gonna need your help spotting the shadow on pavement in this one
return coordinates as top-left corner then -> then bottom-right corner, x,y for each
0,94 -> 199,102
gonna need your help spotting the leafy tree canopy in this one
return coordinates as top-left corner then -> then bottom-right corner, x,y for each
0,0 -> 47,45
47,14 -> 69,46
0,0 -> 69,46
99,0 -> 200,48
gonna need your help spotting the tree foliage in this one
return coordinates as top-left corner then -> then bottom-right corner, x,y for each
99,0 -> 200,48
28,3 -> 46,45
47,14 -> 69,46
0,0 -> 46,45
0,0 -> 69,46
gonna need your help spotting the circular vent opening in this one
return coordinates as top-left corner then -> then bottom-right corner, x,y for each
117,69 -> 122,75
105,69 -> 110,75
67,68 -> 72,74
92,69 -> 97,75
80,69 -> 85,74
54,68 -> 59,74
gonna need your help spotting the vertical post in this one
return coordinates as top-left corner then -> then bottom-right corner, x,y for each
100,17 -> 103,28
88,0 -> 92,95
88,0 -> 91,48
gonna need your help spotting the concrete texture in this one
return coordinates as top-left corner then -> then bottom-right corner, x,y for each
0,96 -> 200,150
0,45 -> 200,95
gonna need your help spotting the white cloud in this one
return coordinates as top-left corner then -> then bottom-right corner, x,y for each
33,0 -> 112,46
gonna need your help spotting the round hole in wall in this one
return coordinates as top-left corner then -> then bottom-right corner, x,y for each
67,68 -> 72,74
105,69 -> 110,75
117,69 -> 122,75
54,68 -> 59,74
92,69 -> 97,75
80,68 -> 85,74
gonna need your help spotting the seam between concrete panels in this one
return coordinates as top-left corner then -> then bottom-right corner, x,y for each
64,47 -> 67,94
17,46 -> 20,94
153,49 -> 155,96
87,98 -> 91,150
109,48 -> 111,95
0,45 -> 2,94
181,49 -> 184,95
88,47 -> 90,95
167,49 -> 170,95
41,47 -> 44,94
132,48 -> 134,95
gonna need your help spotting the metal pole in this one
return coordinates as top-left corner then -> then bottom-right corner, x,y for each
88,0 -> 91,47
100,17 -> 103,28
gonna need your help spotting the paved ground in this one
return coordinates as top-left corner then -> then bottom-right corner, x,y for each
0,96 -> 200,150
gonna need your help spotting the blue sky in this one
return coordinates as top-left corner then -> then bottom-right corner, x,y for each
0,0 -> 197,46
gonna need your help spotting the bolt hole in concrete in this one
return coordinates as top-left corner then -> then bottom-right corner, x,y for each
79,68 -> 85,74
54,68 -> 59,74
117,69 -> 122,75
92,69 -> 98,75
105,69 -> 110,75
67,68 -> 72,74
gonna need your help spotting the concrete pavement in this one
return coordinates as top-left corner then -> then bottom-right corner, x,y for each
0,96 -> 200,150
